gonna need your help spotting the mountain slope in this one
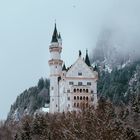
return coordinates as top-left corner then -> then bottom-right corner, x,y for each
7,78 -> 50,121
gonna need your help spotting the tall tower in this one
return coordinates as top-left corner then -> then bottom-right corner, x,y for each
48,24 -> 63,113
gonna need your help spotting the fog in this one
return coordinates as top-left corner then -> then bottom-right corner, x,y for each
92,0 -> 140,61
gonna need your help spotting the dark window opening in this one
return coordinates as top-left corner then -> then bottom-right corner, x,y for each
78,82 -> 82,86
78,72 -> 82,76
87,82 -> 91,85
69,81 -> 74,85
83,96 -> 85,100
77,103 -> 79,107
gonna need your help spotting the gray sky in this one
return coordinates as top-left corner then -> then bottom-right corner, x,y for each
0,0 -> 140,119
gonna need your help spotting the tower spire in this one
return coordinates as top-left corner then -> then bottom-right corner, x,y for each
85,49 -> 91,66
51,23 -> 58,43
58,32 -> 61,39
62,63 -> 67,71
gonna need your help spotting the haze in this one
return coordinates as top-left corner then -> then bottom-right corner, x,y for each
0,0 -> 140,119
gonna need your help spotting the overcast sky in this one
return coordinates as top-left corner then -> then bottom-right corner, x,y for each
0,0 -> 140,119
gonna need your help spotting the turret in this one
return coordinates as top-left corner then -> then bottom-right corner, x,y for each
49,23 -> 63,113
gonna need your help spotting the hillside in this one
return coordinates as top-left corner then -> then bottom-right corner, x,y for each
7,78 -> 50,121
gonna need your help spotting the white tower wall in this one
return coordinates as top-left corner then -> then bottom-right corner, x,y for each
49,25 -> 63,113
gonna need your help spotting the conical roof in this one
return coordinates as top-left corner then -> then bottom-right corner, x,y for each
51,23 -> 58,43
62,63 -> 67,71
85,49 -> 91,66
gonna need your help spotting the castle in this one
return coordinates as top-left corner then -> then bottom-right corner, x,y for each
48,24 -> 98,113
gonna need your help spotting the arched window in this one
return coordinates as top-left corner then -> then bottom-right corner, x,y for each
86,97 -> 88,101
86,89 -> 88,93
83,96 -> 85,100
74,89 -> 76,92
74,96 -> 76,100
74,103 -> 76,107
77,96 -> 79,100
80,89 -> 82,93
80,96 -> 82,100
83,89 -> 85,93
77,103 -> 79,107
77,89 -> 79,92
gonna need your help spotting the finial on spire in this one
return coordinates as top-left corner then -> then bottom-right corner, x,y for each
86,49 -> 88,54
79,50 -> 82,57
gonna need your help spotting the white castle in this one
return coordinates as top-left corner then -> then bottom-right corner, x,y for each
48,24 -> 98,113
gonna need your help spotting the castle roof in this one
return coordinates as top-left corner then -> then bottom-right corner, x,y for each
51,23 -> 58,43
85,49 -> 91,66
58,32 -> 62,39
62,63 -> 67,71
65,54 -> 98,79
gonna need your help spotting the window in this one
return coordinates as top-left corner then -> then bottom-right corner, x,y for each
78,72 -> 82,76
69,81 -> 74,85
78,82 -> 82,86
86,97 -> 88,101
77,103 -> 79,107
68,97 -> 70,100
91,90 -> 93,93
80,89 -> 82,93
74,103 -> 76,107
80,96 -> 82,100
86,89 -> 89,93
77,96 -> 79,100
74,89 -> 76,92
74,96 -> 76,100
87,82 -> 91,85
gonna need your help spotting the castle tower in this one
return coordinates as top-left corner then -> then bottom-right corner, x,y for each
48,24 -> 63,113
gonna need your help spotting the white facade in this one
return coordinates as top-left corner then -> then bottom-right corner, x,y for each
49,25 -> 98,113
